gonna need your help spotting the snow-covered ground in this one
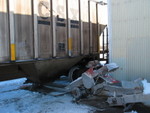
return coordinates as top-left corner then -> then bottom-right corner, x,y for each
0,78 -> 93,113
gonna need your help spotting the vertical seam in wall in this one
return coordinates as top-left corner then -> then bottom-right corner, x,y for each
108,0 -> 112,62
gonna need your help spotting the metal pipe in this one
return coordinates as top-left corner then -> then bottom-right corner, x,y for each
102,31 -> 105,59
106,27 -> 109,63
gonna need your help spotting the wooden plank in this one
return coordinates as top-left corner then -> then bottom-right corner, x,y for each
37,0 -> 52,58
103,85 -> 142,96
66,77 -> 83,91
13,0 -> 34,60
108,93 -> 150,106
0,0 -> 10,62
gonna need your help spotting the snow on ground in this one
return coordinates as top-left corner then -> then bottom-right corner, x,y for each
141,79 -> 150,106
0,78 -> 93,113
142,79 -> 150,95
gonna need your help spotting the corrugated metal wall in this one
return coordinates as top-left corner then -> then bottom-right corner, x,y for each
109,0 -> 150,81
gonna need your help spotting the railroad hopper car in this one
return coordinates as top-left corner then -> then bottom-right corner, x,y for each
0,0 -> 106,83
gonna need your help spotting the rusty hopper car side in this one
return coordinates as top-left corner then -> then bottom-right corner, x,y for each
0,0 -> 106,83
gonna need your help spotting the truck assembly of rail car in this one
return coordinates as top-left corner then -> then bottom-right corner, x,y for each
0,0 -> 107,83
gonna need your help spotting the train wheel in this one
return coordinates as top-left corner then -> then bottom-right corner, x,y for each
68,66 -> 80,81
71,87 -> 82,99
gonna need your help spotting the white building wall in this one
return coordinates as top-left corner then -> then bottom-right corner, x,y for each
109,0 -> 150,81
